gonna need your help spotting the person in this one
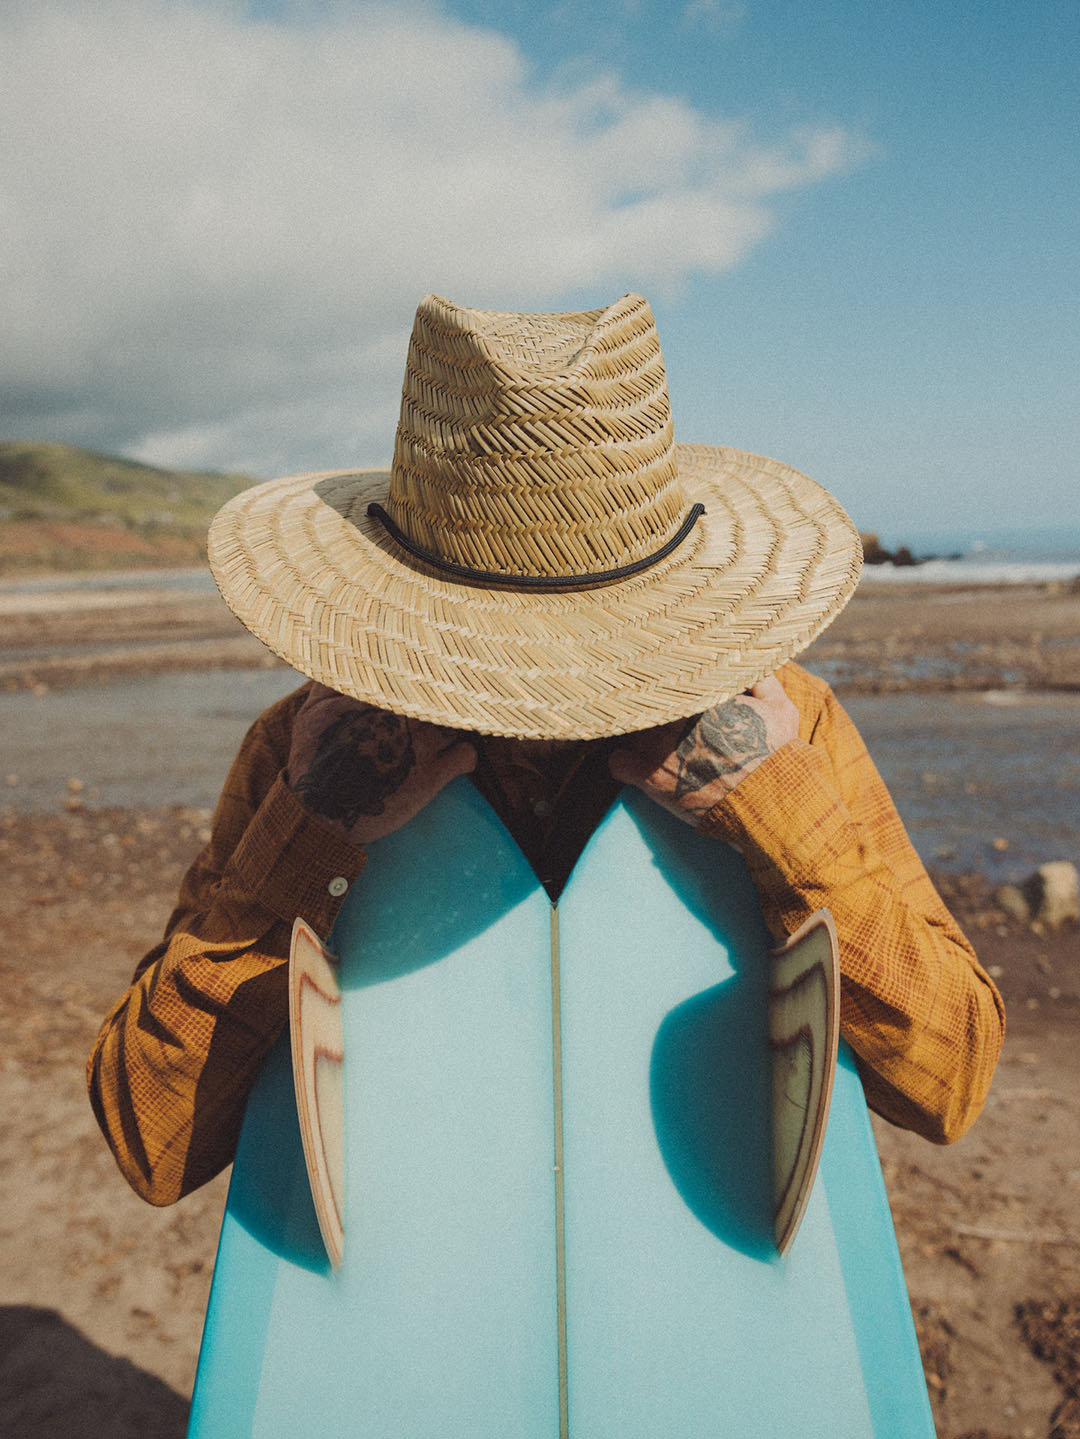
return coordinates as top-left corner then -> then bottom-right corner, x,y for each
88,292 -> 1004,1207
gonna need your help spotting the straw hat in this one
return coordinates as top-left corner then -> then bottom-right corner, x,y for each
208,293 -> 861,739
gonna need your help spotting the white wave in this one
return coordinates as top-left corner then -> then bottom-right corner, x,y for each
859,558 -> 1080,585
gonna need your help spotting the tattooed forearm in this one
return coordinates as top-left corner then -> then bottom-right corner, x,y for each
291,708 -> 417,827
673,699 -> 770,799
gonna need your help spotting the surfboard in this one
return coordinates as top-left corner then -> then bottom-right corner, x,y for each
188,779 -> 934,1438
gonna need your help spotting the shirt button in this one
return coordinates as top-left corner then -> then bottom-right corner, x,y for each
533,799 -> 552,819
328,876 -> 349,897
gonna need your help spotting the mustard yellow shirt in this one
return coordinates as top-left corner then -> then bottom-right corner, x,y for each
88,662 -> 1004,1205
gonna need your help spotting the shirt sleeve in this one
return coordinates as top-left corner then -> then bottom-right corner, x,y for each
86,684 -> 367,1205
699,663 -> 1005,1145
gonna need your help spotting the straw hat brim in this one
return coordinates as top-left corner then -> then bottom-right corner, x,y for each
208,444 -> 862,740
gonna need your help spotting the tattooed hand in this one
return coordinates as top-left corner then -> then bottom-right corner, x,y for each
286,684 -> 477,844
608,675 -> 799,826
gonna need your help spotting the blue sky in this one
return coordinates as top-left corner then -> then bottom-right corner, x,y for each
2,0 -> 1076,543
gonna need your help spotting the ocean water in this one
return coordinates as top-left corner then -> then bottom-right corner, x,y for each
860,556 -> 1080,585
859,527 -> 1080,585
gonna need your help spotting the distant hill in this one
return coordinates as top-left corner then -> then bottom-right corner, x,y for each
0,442 -> 255,575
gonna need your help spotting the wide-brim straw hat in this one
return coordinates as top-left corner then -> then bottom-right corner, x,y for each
209,293 -> 861,739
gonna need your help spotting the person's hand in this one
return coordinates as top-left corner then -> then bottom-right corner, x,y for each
285,684 -> 477,844
608,675 -> 799,826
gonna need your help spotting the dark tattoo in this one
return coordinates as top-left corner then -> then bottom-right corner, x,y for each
293,708 -> 416,826
673,700 -> 770,798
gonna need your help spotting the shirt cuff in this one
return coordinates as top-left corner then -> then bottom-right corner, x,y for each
697,739 -> 857,881
226,773 -> 367,935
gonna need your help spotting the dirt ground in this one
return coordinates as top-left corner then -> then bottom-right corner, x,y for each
1,577 -> 1078,1438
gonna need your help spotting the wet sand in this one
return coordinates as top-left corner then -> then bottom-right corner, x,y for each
2,574 -> 1079,1438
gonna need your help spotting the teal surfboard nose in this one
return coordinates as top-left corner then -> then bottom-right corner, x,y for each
189,779 -> 933,1438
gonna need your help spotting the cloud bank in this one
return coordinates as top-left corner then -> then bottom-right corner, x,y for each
1,0 -> 865,476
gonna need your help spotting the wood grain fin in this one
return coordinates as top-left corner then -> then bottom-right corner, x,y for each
289,916 -> 346,1270
769,909 -> 840,1257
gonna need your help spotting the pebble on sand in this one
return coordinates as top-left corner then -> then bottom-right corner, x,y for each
995,861 -> 1080,931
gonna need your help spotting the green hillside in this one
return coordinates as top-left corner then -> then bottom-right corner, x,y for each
0,442 -> 255,574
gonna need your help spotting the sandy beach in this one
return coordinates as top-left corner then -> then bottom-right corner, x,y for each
2,574 -> 1078,1438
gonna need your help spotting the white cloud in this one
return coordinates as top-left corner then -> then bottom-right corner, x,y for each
0,0 -> 866,476
681,0 -> 746,30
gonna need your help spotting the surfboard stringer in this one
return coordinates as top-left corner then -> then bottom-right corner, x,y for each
289,900 -> 841,1269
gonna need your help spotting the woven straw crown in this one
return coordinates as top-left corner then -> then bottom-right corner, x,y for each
385,293 -> 684,581
208,292 -> 862,739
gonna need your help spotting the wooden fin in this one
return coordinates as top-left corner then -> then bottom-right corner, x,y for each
289,917 -> 346,1270
769,909 -> 840,1257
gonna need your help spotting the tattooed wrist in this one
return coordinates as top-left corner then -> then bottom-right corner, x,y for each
673,700 -> 771,799
290,708 -> 417,828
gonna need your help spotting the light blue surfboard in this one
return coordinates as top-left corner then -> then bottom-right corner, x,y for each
188,780 -> 934,1438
